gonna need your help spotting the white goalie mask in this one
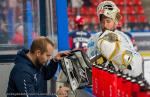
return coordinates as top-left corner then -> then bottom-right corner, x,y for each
97,30 -> 143,77
97,1 -> 121,23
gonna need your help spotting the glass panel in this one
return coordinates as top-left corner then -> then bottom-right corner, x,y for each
45,0 -> 58,48
0,0 -> 40,54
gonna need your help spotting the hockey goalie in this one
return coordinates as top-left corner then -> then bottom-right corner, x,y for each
87,1 -> 143,77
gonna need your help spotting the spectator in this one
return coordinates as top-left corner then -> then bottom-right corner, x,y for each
69,15 -> 91,52
11,24 -> 24,46
70,0 -> 83,15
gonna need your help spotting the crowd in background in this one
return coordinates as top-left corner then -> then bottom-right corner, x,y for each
67,0 -> 150,33
0,0 -> 39,45
0,0 -> 150,46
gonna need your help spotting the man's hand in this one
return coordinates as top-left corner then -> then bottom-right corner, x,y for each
57,86 -> 70,97
54,51 -> 71,61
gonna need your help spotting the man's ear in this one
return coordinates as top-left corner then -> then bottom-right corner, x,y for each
35,50 -> 41,57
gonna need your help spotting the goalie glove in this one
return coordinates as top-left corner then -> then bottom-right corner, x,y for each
97,30 -> 143,77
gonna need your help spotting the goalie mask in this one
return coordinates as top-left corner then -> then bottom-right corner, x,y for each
97,1 -> 121,24
97,30 -> 143,77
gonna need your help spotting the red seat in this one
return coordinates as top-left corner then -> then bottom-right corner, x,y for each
119,6 -> 135,15
135,6 -> 144,14
68,7 -> 76,16
89,6 -> 97,15
138,15 -> 148,23
67,7 -> 72,16
127,6 -> 135,15
126,0 -> 133,5
128,15 -> 137,23
133,0 -> 142,5
118,6 -> 125,14
92,0 -> 103,6
114,0 -> 124,5
80,6 -> 88,15
83,16 -> 91,24
68,16 -> 75,22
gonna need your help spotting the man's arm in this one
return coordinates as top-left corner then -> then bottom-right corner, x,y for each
12,71 -> 56,97
42,59 -> 58,80
43,51 -> 71,80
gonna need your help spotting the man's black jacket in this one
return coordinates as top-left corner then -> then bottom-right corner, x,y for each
7,49 -> 58,97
